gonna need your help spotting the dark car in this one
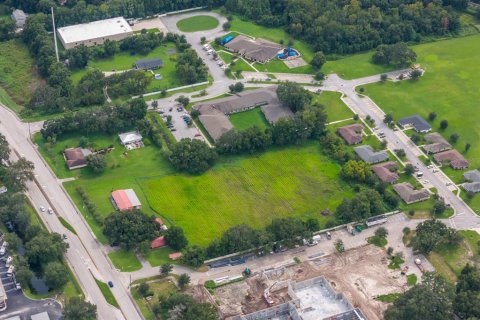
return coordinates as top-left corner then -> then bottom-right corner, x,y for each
108,281 -> 114,288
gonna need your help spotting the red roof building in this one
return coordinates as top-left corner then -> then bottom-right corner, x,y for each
169,252 -> 183,260
150,236 -> 167,249
111,189 -> 142,211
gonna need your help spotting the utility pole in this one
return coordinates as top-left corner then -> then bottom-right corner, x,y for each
51,7 -> 59,62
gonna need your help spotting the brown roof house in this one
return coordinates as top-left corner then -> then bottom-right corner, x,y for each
434,150 -> 469,170
423,133 -> 451,154
337,124 -> 363,145
393,182 -> 430,204
224,35 -> 282,63
63,147 -> 92,170
371,162 -> 399,184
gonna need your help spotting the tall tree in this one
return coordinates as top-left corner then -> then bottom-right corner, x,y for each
165,226 -> 188,251
276,82 -> 312,112
63,297 -> 97,320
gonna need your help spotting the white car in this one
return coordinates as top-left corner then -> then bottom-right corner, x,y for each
39,206 -> 46,212
48,208 -> 54,215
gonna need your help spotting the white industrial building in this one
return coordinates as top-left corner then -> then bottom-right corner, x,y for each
57,17 -> 133,49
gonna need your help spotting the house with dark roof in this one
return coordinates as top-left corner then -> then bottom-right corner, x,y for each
464,170 -> 480,182
11,9 -> 27,28
135,58 -> 163,70
337,124 -> 363,145
354,145 -> 389,164
434,150 -> 469,170
398,115 -> 432,133
224,35 -> 282,64
63,147 -> 92,170
393,182 -> 430,204
371,162 -> 399,184
423,133 -> 451,154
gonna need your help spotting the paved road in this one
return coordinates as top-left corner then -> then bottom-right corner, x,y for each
0,109 -> 140,320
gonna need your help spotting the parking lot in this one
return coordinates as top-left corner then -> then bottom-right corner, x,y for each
157,106 -> 206,142
0,239 -> 62,320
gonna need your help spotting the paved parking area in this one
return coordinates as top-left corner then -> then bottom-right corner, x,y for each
157,107 -> 206,142
0,242 -> 62,320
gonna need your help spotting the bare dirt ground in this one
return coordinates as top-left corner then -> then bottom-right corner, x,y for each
215,245 -> 408,320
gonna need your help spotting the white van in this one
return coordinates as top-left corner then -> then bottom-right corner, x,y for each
0,247 -> 5,256
416,172 -> 424,178
5,256 -> 13,268
7,265 -> 14,276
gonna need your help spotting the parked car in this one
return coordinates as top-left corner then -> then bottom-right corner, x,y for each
48,208 -> 54,215
108,281 -> 114,288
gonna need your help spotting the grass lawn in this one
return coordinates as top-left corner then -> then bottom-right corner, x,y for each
0,39 -> 42,107
176,15 -> 219,32
108,249 -> 142,272
313,91 -> 353,122
229,107 -> 270,131
255,58 -> 315,74
376,293 -> 402,303
407,274 -> 417,286
323,51 -> 394,80
461,191 -> 480,215
364,34 -> 480,175
132,279 -> 177,320
95,279 -> 119,308
144,246 -> 179,267
140,142 -> 355,245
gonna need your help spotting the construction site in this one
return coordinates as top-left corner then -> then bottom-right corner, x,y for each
213,245 -> 409,320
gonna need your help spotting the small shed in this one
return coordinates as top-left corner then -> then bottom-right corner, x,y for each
11,9 -> 27,29
151,236 -> 167,249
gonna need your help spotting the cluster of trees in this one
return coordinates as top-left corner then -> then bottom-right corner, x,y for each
106,70 -> 152,99
335,189 -> 385,223
176,48 -> 209,84
76,186 -> 103,226
40,98 -> 148,140
63,297 -> 97,320
120,31 -> 165,55
0,16 -> 15,41
152,293 -> 218,320
223,0 -> 460,55
169,138 -> 218,174
411,219 -> 461,254
372,43 -> 417,67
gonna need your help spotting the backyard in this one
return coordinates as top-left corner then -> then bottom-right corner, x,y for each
176,15 -> 219,32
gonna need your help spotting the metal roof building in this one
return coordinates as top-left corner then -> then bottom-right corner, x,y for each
354,145 -> 389,164
57,17 -> 133,49
119,131 -> 143,145
135,58 -> 164,70
111,189 -> 142,211
464,170 -> 480,182
397,115 -> 432,133
11,9 -> 27,28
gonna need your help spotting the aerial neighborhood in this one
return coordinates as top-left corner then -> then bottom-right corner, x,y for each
0,0 -> 480,319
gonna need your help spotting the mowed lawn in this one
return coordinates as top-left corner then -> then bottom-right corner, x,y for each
141,142 -> 354,245
313,91 -> 354,122
0,39 -> 42,106
323,51 -> 394,80
229,107 -> 269,131
363,34 -> 480,175
176,15 -> 219,32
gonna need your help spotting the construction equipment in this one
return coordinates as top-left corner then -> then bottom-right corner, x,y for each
243,267 -> 251,277
263,281 -> 278,306
347,224 -> 355,235
415,258 -> 426,273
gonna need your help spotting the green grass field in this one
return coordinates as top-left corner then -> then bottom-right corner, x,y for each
0,39 -> 42,106
108,249 -> 142,272
140,142 -> 354,245
144,246 -> 179,267
313,91 -> 353,122
363,34 -> 480,181
132,280 -> 177,320
323,51 -> 394,80
229,108 -> 269,131
176,15 -> 219,32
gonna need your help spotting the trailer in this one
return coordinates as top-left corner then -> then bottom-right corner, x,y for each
366,215 -> 387,227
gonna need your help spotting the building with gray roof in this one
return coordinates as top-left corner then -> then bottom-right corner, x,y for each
135,58 -> 163,70
423,132 -> 451,154
393,182 -> 430,204
354,145 -> 389,164
11,9 -> 27,28
464,170 -> 480,182
398,115 -> 432,133
464,182 -> 480,193
224,35 -> 282,64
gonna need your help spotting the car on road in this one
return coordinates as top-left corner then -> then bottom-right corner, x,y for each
108,281 -> 114,288
326,232 -> 332,240
446,182 -> 452,186
62,234 -> 67,240
39,206 -> 45,212
48,208 -> 54,215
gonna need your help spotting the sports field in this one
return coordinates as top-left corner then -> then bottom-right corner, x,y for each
140,142 -> 354,245
176,15 -> 219,32
229,108 -> 269,130
364,34 -> 480,180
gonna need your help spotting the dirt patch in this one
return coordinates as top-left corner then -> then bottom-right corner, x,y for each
284,58 -> 307,68
215,245 -> 407,320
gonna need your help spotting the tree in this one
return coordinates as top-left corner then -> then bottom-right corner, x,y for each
161,263 -> 173,276
433,201 -> 446,215
137,282 -> 151,297
47,62 -> 73,96
410,69 -> 422,80
384,114 -> 393,124
405,164 -> 415,175
449,133 -> 459,144
67,45 -> 91,69
467,190 -> 475,200
428,112 -> 437,121
310,51 -> 326,70
335,189 -> 385,223
63,297 -> 97,320
314,71 -> 325,81
103,210 -> 158,250
395,149 -> 406,158
341,160 -> 372,182
165,226 -> 188,251
380,74 -> 388,81
176,49 -> 208,84
15,265 -> 33,288
86,154 -> 106,173
267,217 -> 310,244
385,273 -> 454,320
103,39 -> 117,57
465,143 -> 471,152
222,21 -> 231,30
412,220 -> 461,254
276,82 -> 312,112
169,139 -> 218,174
454,264 -> 480,318
176,95 -> 190,107
305,218 -> 319,232
375,227 -> 388,238
25,232 -> 68,268
181,245 -> 206,268
410,133 -> 421,144
372,43 -> 417,67
4,233 -> 21,253
200,36 -> 206,44
440,120 -> 449,130
44,261 -> 69,289
178,273 -> 190,289
0,133 -> 10,163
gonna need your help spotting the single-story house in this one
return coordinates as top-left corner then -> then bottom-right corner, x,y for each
393,182 -> 430,204
337,124 -> 364,145
423,133 -> 451,154
464,182 -> 480,193
371,162 -> 399,184
397,115 -> 432,133
224,35 -> 282,64
151,236 -> 167,249
464,170 -> 480,182
433,150 -> 469,170
119,131 -> 143,145
63,147 -> 92,170
135,58 -> 163,70
354,145 -> 389,164
111,189 -> 141,211
11,9 -> 27,29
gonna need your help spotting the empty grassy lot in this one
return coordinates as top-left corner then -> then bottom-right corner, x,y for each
363,34 -> 480,188
229,107 -> 269,131
0,39 -> 42,107
108,249 -> 142,272
176,15 -> 219,32
141,142 -> 354,245
313,91 -> 353,122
